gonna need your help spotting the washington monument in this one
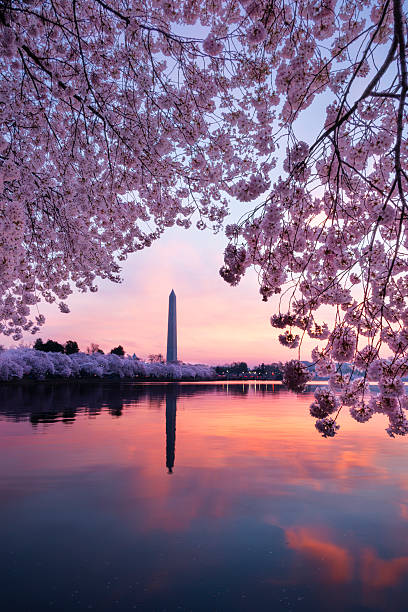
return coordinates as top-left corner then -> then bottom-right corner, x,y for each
166,289 -> 177,362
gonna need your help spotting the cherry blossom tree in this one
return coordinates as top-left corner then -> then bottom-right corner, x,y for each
0,347 -> 215,380
1,1 -> 408,435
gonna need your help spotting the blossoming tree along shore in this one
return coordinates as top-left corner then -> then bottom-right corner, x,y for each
1,1 -> 407,436
0,348 -> 215,381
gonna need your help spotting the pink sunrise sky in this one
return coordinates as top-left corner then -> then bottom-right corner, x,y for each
11,224 -> 320,366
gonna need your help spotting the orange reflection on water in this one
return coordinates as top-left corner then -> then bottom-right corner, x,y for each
285,527 -> 353,583
1,381 -> 408,603
400,503 -> 408,520
361,548 -> 408,588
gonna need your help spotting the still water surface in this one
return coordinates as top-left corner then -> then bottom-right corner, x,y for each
0,381 -> 407,612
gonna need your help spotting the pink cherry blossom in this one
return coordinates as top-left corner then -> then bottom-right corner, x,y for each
315,417 -> 340,438
0,348 -> 214,381
282,360 -> 312,392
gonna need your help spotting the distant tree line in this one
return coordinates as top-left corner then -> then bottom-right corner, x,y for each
214,362 -> 284,380
214,361 -> 369,381
254,363 -> 284,379
34,338 -> 125,357
215,362 -> 249,376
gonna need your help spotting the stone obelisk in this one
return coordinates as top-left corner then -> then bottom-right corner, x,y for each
166,289 -> 177,362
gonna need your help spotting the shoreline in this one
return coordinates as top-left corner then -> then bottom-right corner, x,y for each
0,377 -> 326,386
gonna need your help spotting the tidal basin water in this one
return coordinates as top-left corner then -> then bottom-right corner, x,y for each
1,382 -> 407,612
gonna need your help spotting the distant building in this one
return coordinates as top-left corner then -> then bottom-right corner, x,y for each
166,289 -> 177,363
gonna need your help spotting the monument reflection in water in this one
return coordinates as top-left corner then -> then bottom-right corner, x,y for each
0,381 -> 407,612
166,387 -> 177,473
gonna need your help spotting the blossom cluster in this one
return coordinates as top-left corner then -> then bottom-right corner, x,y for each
308,359 -> 408,437
213,1 -> 407,437
281,353 -> 408,438
282,359 -> 312,392
309,388 -> 338,419
0,349 -> 214,381
0,0 -> 279,339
